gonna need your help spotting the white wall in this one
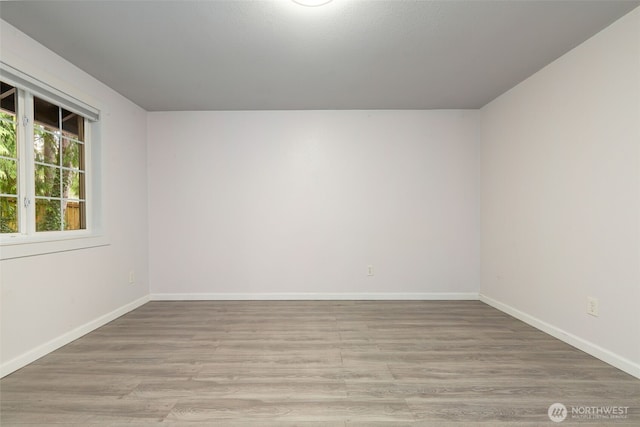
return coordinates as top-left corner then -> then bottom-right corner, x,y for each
148,110 -> 480,297
480,8 -> 640,375
0,21 -> 149,375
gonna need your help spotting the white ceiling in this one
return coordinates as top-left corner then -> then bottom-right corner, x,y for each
1,0 -> 638,111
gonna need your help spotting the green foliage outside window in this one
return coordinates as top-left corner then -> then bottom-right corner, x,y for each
33,125 -> 83,232
0,115 -> 84,233
0,112 -> 18,233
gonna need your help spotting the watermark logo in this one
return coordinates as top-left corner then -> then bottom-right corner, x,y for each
548,403 -> 567,423
548,403 -> 630,422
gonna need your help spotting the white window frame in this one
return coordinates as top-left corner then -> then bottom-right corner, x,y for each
0,62 -> 107,260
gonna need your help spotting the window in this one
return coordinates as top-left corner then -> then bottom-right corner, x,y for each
1,81 -> 89,235
0,63 -> 103,258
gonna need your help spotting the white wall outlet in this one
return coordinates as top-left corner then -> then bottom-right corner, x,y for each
587,296 -> 599,317
367,265 -> 374,276
128,271 -> 135,284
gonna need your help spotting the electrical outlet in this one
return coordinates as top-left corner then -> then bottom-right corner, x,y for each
129,271 -> 135,284
367,265 -> 374,276
587,297 -> 599,317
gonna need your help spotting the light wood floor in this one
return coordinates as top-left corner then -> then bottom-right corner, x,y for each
1,301 -> 638,426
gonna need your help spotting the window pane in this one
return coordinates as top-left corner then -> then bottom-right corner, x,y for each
0,112 -> 18,158
1,82 -> 16,114
34,126 -> 61,165
36,199 -> 62,232
61,109 -> 84,142
35,164 -> 61,197
1,82 -> 19,234
33,96 -> 88,234
62,169 -> 84,200
64,200 -> 85,230
34,97 -> 60,129
62,138 -> 83,170
0,196 -> 18,233
0,158 -> 18,195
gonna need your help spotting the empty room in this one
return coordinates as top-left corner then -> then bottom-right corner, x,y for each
0,0 -> 639,425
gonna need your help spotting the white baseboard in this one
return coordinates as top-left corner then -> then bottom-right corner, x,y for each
480,294 -> 640,379
151,292 -> 480,301
0,295 -> 150,378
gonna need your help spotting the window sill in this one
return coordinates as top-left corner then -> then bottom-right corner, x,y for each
0,233 -> 109,260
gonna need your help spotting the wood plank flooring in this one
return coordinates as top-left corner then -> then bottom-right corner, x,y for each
1,300 -> 639,426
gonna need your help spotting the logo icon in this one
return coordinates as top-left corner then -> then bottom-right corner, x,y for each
548,403 -> 567,423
